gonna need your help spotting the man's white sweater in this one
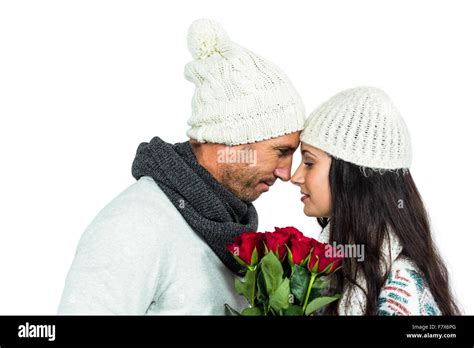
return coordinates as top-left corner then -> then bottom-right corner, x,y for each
58,176 -> 248,314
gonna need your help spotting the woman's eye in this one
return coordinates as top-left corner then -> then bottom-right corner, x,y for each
304,162 -> 314,167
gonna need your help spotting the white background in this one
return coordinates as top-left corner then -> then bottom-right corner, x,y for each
1,0 -> 473,314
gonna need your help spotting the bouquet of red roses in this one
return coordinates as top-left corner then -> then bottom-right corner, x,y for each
225,226 -> 343,316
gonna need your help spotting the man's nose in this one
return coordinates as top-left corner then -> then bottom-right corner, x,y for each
274,165 -> 292,182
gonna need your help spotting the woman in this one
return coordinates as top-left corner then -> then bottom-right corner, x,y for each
291,87 -> 459,315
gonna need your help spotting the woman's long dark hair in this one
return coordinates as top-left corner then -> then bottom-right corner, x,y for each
321,158 -> 460,315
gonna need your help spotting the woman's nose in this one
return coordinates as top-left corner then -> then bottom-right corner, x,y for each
290,164 -> 304,186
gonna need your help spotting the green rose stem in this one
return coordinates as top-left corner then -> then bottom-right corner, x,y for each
302,272 -> 317,313
248,266 -> 257,307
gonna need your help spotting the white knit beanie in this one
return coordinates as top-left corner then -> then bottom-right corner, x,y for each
184,19 -> 306,145
301,87 -> 412,169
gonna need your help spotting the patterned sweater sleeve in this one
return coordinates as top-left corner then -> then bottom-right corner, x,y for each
377,258 -> 441,316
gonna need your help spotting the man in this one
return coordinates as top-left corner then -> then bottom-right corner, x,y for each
58,18 -> 305,314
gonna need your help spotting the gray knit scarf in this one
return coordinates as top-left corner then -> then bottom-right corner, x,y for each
131,136 -> 259,275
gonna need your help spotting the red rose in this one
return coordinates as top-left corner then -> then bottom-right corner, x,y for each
264,231 -> 291,261
226,232 -> 264,266
308,241 -> 343,274
288,233 -> 315,266
274,226 -> 304,239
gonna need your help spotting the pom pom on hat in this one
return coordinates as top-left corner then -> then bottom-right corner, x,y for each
187,18 -> 232,59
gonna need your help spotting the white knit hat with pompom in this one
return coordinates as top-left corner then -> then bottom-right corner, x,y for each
301,87 -> 412,169
184,19 -> 306,145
